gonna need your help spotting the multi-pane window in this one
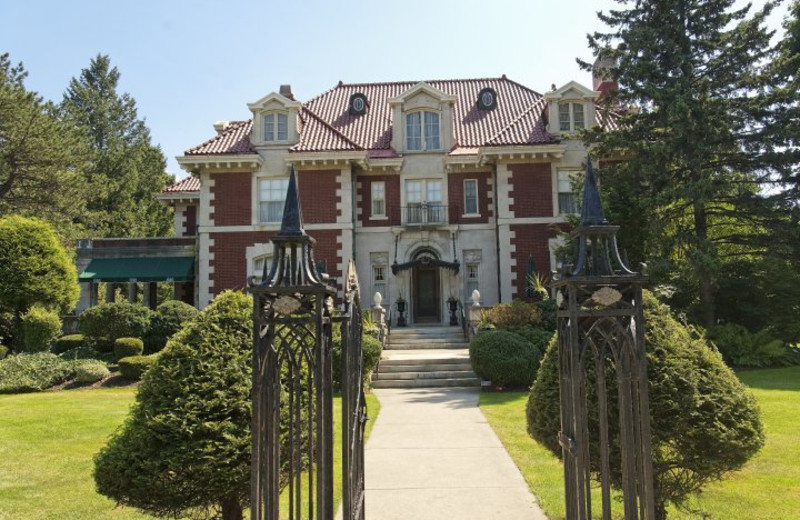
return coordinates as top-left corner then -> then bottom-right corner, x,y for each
252,254 -> 273,284
264,113 -> 288,142
406,111 -> 440,151
371,181 -> 386,217
463,179 -> 478,215
558,103 -> 585,132
372,265 -> 386,300
466,263 -> 480,300
405,179 -> 444,223
259,178 -> 289,222
557,171 -> 578,214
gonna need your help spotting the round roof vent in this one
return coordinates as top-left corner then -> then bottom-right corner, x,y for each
349,93 -> 368,115
477,87 -> 498,111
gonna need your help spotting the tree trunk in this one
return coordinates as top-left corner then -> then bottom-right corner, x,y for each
655,499 -> 668,520
220,495 -> 243,520
693,201 -> 716,329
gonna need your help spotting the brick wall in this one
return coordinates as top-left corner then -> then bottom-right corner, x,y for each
184,205 -> 197,236
509,163 -> 552,218
210,172 -> 252,226
210,229 -> 343,296
298,169 -> 340,223
358,175 -> 401,227
509,223 -> 559,299
447,171 -> 492,224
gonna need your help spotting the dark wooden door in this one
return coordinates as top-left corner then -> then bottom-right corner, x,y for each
414,267 -> 439,322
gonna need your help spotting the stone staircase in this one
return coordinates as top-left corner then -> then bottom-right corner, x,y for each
372,325 -> 480,389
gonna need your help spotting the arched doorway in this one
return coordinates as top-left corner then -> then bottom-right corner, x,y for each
412,249 -> 441,323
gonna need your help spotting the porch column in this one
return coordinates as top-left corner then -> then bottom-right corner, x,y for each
143,282 -> 158,310
88,282 -> 98,308
128,282 -> 138,303
105,283 -> 116,303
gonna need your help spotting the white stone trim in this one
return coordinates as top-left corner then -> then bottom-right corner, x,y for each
497,217 -> 568,225
496,163 -> 514,220
487,174 -> 495,216
198,223 -> 353,233
498,225 -> 516,302
336,233 -> 347,299
198,234 -> 215,309
200,172 -> 215,228
177,154 -> 262,173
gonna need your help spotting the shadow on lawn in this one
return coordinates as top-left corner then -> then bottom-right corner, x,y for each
735,366 -> 800,391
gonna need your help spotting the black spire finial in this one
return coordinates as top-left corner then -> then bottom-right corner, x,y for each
580,157 -> 607,226
278,167 -> 305,237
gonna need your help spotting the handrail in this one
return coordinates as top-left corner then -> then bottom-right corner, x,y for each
458,301 -> 468,342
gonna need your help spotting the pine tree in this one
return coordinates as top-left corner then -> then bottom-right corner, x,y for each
0,53 -> 90,238
62,54 -> 173,238
582,0 -> 791,328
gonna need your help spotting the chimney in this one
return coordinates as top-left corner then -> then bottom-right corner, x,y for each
279,84 -> 294,100
592,55 -> 618,98
213,121 -> 229,134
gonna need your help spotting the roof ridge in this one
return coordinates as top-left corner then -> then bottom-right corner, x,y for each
297,107 -> 363,150
486,97 -> 548,145
321,76 -> 515,89
186,120 -> 252,154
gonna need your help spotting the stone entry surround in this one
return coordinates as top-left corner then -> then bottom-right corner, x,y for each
356,387 -> 548,520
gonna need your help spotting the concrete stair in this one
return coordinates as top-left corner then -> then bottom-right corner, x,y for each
372,326 -> 480,389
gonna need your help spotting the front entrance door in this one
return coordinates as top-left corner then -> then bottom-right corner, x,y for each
413,266 -> 439,322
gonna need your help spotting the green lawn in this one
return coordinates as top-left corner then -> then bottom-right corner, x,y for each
480,366 -> 800,520
0,388 -> 379,520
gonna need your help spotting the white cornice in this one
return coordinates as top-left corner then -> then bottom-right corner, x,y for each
286,151 -> 368,169
544,80 -> 600,101
247,92 -> 303,112
478,145 -> 566,164
366,157 -> 404,172
155,192 -> 200,202
389,81 -> 458,105
176,154 -> 262,173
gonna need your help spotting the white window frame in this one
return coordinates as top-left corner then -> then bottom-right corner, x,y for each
258,178 -> 289,223
557,170 -> 579,215
252,254 -> 273,284
405,178 -> 444,224
371,181 -> 386,218
463,179 -> 479,216
263,112 -> 289,142
465,262 -> 480,300
405,110 -> 441,151
372,265 -> 387,300
558,102 -> 586,132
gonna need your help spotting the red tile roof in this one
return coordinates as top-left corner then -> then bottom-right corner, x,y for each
182,77 -> 623,160
164,175 -> 200,193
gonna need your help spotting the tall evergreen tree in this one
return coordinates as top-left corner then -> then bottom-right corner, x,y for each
62,54 -> 173,238
0,53 -> 90,239
582,0 -> 791,328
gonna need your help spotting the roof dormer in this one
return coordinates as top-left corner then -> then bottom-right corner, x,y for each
248,87 -> 303,147
389,82 -> 457,153
544,81 -> 600,136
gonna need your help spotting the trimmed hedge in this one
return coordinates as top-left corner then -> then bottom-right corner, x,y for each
53,334 -> 86,354
144,300 -> 199,353
482,299 -> 542,329
58,345 -> 107,361
118,355 -> 157,381
470,329 -> 549,388
20,305 -> 62,353
75,360 -> 110,383
80,302 -> 152,349
114,337 -> 144,362
527,291 -> 764,518
0,352 -> 75,393
332,333 -> 384,388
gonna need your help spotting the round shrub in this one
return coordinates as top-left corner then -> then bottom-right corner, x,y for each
144,300 -> 199,353
469,329 -> 546,388
117,355 -> 157,381
53,334 -> 85,354
114,337 -> 144,362
20,305 -> 62,353
482,299 -> 542,329
75,360 -> 110,383
79,302 -> 152,348
527,291 -> 764,519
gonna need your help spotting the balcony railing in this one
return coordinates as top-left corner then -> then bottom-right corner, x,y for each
402,203 -> 448,226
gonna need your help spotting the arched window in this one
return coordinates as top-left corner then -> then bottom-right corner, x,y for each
263,112 -> 288,142
406,111 -> 440,151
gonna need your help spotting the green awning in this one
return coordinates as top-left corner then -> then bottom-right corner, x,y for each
79,257 -> 195,283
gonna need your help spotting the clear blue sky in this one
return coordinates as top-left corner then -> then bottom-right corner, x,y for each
1,0 -> 790,180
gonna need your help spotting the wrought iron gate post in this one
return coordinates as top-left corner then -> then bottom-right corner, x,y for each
552,159 -> 656,520
249,169 -> 366,520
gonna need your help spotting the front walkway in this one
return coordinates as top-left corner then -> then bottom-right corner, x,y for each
364,387 -> 548,520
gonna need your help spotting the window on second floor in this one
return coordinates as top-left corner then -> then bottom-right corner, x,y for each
263,113 -> 288,142
371,181 -> 386,217
259,178 -> 289,222
559,103 -> 585,132
557,170 -> 578,214
406,111 -> 440,151
405,179 -> 444,224
463,179 -> 478,215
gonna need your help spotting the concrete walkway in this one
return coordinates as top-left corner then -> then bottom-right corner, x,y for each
363,387 -> 549,520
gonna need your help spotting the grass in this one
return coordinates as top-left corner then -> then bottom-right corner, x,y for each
479,366 -> 800,520
0,388 -> 379,520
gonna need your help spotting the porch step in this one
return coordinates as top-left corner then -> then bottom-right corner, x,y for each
371,378 -> 480,389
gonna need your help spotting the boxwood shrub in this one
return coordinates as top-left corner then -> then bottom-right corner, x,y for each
20,305 -> 62,353
118,355 -> 157,381
144,300 -> 199,353
114,337 -> 144,362
527,291 -> 764,519
53,334 -> 86,354
58,345 -> 107,361
469,329 -> 547,388
75,360 -> 110,383
0,352 -> 75,393
80,302 -> 152,350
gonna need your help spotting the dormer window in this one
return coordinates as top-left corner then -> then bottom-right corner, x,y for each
406,111 -> 440,151
264,113 -> 288,142
559,103 -> 585,132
